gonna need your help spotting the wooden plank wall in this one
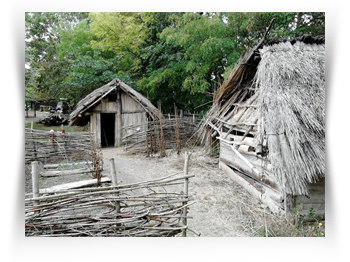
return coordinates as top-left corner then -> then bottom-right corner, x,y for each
120,92 -> 147,139
219,137 -> 325,216
88,92 -> 149,147
122,112 -> 147,139
120,92 -> 144,113
293,178 -> 325,216
90,112 -> 101,147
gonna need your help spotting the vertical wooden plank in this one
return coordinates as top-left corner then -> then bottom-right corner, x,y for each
115,90 -> 122,147
31,161 -> 40,214
96,113 -> 101,147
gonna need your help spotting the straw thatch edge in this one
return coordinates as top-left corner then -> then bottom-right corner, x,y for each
196,35 -> 325,196
255,41 -> 325,195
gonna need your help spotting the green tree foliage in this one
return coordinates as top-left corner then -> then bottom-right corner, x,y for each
25,12 -> 324,113
89,12 -> 155,74
57,20 -> 119,105
159,13 -> 239,92
139,13 -> 227,111
25,12 -> 89,101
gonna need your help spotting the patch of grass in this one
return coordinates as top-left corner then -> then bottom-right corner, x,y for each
236,199 -> 326,237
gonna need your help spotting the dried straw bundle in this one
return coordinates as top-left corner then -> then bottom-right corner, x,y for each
255,41 -> 325,195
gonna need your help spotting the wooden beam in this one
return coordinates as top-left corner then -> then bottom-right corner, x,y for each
88,110 -> 145,114
230,144 -> 261,177
219,161 -> 283,213
39,177 -> 111,194
41,168 -> 92,177
115,89 -> 122,147
79,86 -> 117,116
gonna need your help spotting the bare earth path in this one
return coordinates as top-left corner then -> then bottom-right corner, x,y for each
100,147 -> 255,237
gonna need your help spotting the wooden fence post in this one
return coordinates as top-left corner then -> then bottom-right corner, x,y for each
31,161 -> 40,214
109,158 -> 121,214
174,105 -> 181,155
158,102 -> 165,157
182,151 -> 192,237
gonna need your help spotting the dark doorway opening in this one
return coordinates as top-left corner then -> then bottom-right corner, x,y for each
101,113 -> 115,147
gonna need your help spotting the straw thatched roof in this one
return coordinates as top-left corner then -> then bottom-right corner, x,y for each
70,78 -> 160,126
200,35 -> 325,196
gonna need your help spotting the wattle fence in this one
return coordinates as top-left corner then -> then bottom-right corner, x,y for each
25,128 -> 91,164
25,154 -> 198,237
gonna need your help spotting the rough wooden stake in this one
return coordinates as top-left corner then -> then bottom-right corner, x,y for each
182,151 -> 192,237
174,105 -> 181,155
158,102 -> 166,157
31,161 -> 40,214
109,158 -> 121,214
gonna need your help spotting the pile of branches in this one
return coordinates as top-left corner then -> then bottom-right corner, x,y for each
25,173 -> 195,237
38,114 -> 69,126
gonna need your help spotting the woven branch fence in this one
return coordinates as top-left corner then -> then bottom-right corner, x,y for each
25,128 -> 91,164
122,115 -> 198,155
25,154 -> 197,237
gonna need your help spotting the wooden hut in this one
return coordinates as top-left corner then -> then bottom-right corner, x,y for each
70,78 -> 160,147
200,35 -> 325,216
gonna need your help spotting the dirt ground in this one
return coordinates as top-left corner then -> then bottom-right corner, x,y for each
100,147 -> 259,237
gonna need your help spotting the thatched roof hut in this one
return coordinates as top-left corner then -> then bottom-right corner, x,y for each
201,35 -> 325,215
70,78 -> 160,147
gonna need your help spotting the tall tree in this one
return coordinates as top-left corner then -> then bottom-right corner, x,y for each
25,12 -> 89,101
89,12 -> 155,76
57,20 -> 120,105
